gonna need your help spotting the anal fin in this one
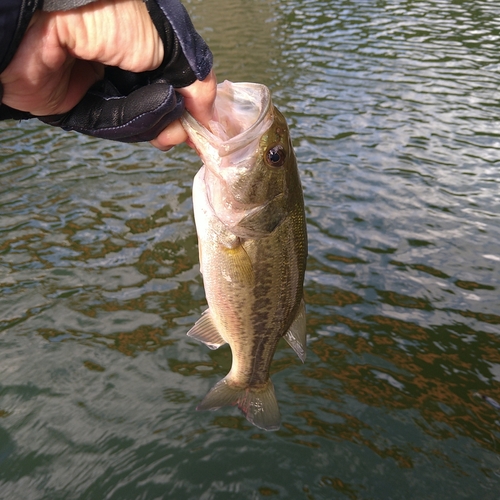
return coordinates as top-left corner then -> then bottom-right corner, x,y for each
284,299 -> 307,362
187,309 -> 226,350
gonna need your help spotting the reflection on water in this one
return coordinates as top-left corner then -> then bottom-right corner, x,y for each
1,0 -> 500,498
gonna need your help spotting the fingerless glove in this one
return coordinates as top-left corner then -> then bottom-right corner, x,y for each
0,0 -> 213,142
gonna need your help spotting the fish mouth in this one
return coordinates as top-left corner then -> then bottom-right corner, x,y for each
181,81 -> 274,158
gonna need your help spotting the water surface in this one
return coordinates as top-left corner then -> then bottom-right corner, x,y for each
1,0 -> 499,498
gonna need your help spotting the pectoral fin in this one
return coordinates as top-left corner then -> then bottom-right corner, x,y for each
222,244 -> 254,286
284,299 -> 307,362
187,309 -> 226,349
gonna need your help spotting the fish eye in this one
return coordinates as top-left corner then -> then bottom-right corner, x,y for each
266,145 -> 286,167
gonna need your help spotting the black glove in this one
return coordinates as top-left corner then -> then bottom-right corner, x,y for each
0,0 -> 213,143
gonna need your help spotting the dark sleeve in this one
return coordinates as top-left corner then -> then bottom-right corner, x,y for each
0,0 -> 42,75
42,0 -> 99,10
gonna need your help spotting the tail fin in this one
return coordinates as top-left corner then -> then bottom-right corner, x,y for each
197,377 -> 281,431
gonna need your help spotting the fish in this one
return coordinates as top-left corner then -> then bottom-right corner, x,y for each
181,81 -> 307,431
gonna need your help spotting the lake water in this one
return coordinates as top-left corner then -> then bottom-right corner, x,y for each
1,0 -> 499,498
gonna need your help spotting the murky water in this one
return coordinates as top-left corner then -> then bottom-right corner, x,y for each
1,0 -> 500,498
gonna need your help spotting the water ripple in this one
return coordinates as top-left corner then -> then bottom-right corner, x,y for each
1,0 -> 500,498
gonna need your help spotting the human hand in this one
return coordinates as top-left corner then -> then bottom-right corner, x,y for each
0,0 -> 215,148
150,70 -> 217,150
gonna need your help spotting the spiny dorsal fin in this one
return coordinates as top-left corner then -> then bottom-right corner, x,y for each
284,299 -> 307,362
187,309 -> 226,350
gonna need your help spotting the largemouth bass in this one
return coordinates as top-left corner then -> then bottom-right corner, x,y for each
181,81 -> 307,431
